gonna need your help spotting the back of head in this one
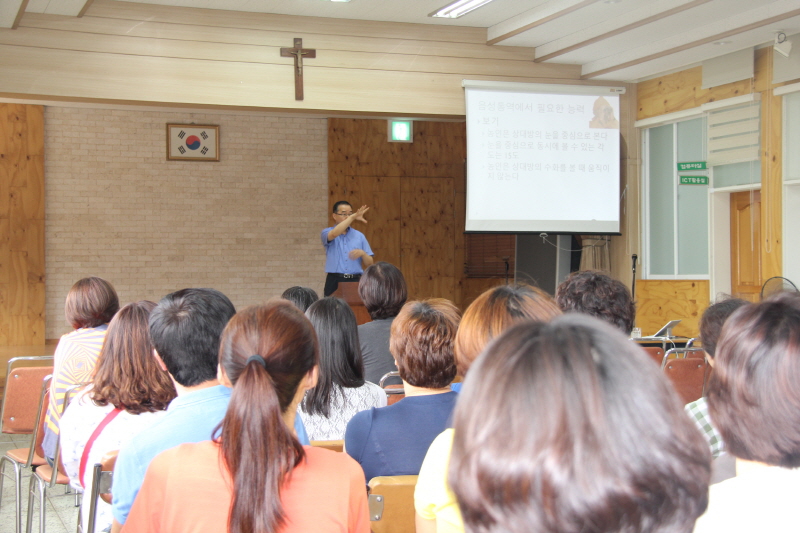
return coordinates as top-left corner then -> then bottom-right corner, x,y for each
64,277 -> 120,330
149,288 -> 236,387
302,297 -> 364,417
555,270 -> 635,334
91,301 -> 176,414
450,314 -> 710,533
281,286 -> 319,313
699,296 -> 748,358
390,298 -> 460,389
358,262 -> 408,320
708,292 -> 800,467
455,283 -> 561,376
218,301 -> 318,533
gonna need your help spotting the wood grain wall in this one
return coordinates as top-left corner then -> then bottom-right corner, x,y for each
635,280 -> 709,339
635,47 -> 794,330
329,118 -> 498,309
0,0 -> 585,117
0,104 -> 45,345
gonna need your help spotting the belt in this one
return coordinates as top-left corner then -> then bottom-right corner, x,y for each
332,273 -> 360,279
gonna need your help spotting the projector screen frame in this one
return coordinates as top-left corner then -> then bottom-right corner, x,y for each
463,80 -> 625,235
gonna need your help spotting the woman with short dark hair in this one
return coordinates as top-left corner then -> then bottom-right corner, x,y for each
124,301 -> 370,533
43,276 -> 120,463
60,301 -> 176,533
299,298 -> 386,440
345,298 -> 460,481
695,293 -> 800,532
357,262 -> 408,384
445,315 -> 710,533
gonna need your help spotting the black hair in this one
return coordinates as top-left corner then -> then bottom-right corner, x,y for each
281,286 -> 319,313
332,200 -> 352,214
149,288 -> 236,387
301,298 -> 365,417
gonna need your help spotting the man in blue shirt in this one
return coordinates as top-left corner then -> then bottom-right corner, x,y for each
322,201 -> 374,296
110,288 -> 308,532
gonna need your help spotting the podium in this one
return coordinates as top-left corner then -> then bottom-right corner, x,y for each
333,281 -> 371,325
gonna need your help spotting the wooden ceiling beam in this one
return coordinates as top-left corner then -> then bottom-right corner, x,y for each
487,0 -> 600,46
78,0 -> 96,18
534,0 -> 713,63
581,7 -> 800,79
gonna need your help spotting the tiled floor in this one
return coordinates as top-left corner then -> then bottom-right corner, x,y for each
0,433 -> 79,533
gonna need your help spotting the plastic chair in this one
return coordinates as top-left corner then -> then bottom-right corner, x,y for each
662,348 -> 708,404
25,384 -> 83,533
81,450 -> 118,533
368,475 -> 418,533
0,369 -> 53,533
379,371 -> 405,406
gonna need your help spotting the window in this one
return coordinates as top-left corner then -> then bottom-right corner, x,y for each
642,117 -> 710,278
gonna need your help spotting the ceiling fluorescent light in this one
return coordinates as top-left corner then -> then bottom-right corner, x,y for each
329,0 -> 351,2
430,0 -> 495,18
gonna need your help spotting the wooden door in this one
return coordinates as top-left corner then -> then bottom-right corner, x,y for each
730,190 -> 762,302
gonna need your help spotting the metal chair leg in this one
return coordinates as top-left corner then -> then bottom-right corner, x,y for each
26,473 -> 46,533
0,456 -> 24,533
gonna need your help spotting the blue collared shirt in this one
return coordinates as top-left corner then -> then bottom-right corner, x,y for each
321,226 -> 373,274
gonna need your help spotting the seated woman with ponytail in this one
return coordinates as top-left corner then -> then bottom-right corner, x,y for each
123,301 -> 370,533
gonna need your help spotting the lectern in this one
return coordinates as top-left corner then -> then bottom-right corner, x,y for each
332,281 -> 371,325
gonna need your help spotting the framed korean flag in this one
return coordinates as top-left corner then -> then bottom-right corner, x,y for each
167,124 -> 220,161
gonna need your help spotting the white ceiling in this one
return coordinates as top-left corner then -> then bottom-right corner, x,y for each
6,0 -> 800,82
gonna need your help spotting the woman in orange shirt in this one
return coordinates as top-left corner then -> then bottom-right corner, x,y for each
123,301 -> 370,533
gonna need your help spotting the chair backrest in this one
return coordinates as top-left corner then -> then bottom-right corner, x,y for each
640,346 -> 664,366
380,371 -> 405,405
86,450 -> 118,533
23,375 -> 52,466
99,449 -> 118,504
1,356 -> 54,434
310,440 -> 344,453
368,475 -> 418,533
661,346 -> 706,368
664,357 -> 707,404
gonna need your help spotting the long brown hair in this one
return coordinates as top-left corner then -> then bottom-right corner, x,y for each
450,315 -> 710,533
218,301 -> 318,533
91,301 -> 176,414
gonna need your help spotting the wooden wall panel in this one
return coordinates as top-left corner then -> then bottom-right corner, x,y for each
329,118 -> 481,310
635,280 -> 709,339
635,47 -> 792,331
0,104 -> 45,345
0,1 -> 587,117
636,63 -> 757,121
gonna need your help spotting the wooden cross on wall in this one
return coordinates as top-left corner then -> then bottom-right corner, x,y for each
280,38 -> 316,101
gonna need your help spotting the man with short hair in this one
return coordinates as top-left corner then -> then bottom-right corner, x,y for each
110,288 -> 309,531
322,201 -> 374,296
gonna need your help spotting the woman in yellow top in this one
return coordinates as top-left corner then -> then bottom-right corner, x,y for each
420,315 -> 711,533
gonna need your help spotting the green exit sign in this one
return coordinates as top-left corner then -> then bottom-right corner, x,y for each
677,161 -> 707,171
680,175 -> 709,185
388,120 -> 413,143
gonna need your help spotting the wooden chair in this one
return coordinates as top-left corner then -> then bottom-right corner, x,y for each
0,369 -> 52,533
380,371 -> 405,406
25,384 -> 81,533
368,475 -> 418,533
82,450 -> 118,533
310,440 -> 344,453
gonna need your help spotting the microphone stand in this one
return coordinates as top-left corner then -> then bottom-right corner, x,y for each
631,254 -> 638,308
